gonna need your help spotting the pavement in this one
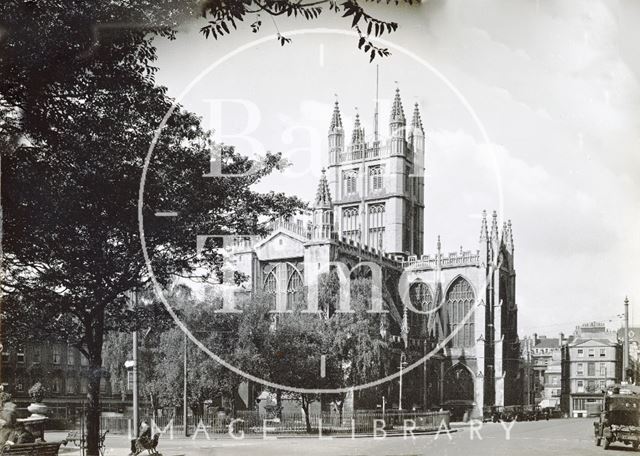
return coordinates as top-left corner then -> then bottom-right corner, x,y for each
47,418 -> 636,456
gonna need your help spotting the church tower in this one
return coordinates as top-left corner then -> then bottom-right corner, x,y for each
326,89 -> 425,258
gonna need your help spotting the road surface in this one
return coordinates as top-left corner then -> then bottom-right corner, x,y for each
54,418 -> 637,456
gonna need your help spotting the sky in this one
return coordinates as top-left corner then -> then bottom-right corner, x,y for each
153,0 -> 640,336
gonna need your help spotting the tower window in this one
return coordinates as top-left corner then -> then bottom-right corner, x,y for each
369,166 -> 384,192
367,204 -> 385,249
342,170 -> 358,195
342,206 -> 360,242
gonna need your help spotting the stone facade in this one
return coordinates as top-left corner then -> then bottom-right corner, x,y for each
561,322 -> 622,417
229,90 -> 521,419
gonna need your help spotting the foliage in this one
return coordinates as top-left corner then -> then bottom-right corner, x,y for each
28,382 -> 47,403
198,0 -> 414,60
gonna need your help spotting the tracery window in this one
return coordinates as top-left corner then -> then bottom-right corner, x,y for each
446,277 -> 475,347
264,271 -> 277,309
409,281 -> 433,334
342,206 -> 360,242
367,203 -> 385,249
342,170 -> 358,195
286,266 -> 303,310
369,165 -> 384,192
409,281 -> 433,312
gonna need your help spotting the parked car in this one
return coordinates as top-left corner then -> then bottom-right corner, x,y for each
482,406 -> 503,423
593,385 -> 640,450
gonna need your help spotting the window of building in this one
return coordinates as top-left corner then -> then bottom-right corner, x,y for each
341,206 -> 360,242
66,378 -> 76,394
599,348 -> 606,357
588,362 -> 595,376
263,271 -> 277,310
67,347 -> 75,366
577,349 -> 584,357
369,166 -> 383,192
32,347 -> 41,364
446,277 -> 475,348
80,378 -> 88,394
16,348 -> 25,364
52,346 -> 61,364
52,378 -> 61,393
99,378 -> 107,394
342,170 -> 358,195
1,351 -> 8,363
577,380 -> 584,393
600,363 -> 607,377
367,203 -> 385,250
577,363 -> 584,376
286,265 -> 303,310
552,377 -> 558,386
588,349 -> 595,358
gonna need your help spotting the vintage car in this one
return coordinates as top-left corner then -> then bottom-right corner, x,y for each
501,405 -> 523,422
593,386 -> 640,450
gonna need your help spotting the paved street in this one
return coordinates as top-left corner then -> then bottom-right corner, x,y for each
52,418 -> 639,456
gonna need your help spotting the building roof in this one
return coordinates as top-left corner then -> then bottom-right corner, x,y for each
570,337 -> 618,347
535,338 -> 561,349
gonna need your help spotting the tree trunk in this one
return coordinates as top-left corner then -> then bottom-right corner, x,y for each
301,395 -> 312,433
85,314 -> 104,456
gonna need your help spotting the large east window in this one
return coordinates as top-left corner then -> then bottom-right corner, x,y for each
446,277 -> 475,348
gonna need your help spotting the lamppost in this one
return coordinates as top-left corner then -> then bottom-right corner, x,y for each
624,297 -> 630,381
399,352 -> 407,410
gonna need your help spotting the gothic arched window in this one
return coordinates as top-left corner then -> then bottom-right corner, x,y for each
369,165 -> 384,192
286,266 -> 303,310
409,281 -> 433,335
342,206 -> 360,242
367,203 -> 385,250
445,277 -> 475,348
409,281 -> 433,312
264,271 -> 277,309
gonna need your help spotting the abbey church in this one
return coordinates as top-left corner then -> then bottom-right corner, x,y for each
230,89 -> 522,419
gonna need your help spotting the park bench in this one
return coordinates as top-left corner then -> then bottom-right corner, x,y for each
62,430 -> 81,446
0,441 -> 63,456
62,430 -> 108,455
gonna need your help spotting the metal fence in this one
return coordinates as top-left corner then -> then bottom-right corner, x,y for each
100,409 -> 450,436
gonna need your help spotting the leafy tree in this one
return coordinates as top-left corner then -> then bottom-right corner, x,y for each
197,0 -> 415,62
1,4 -> 302,454
1,1 -> 413,452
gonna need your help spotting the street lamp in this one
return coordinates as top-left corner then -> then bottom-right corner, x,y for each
399,352 -> 408,410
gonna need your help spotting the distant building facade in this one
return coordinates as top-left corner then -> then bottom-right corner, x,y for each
521,334 -> 566,406
0,341 -> 127,421
561,322 -> 622,417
